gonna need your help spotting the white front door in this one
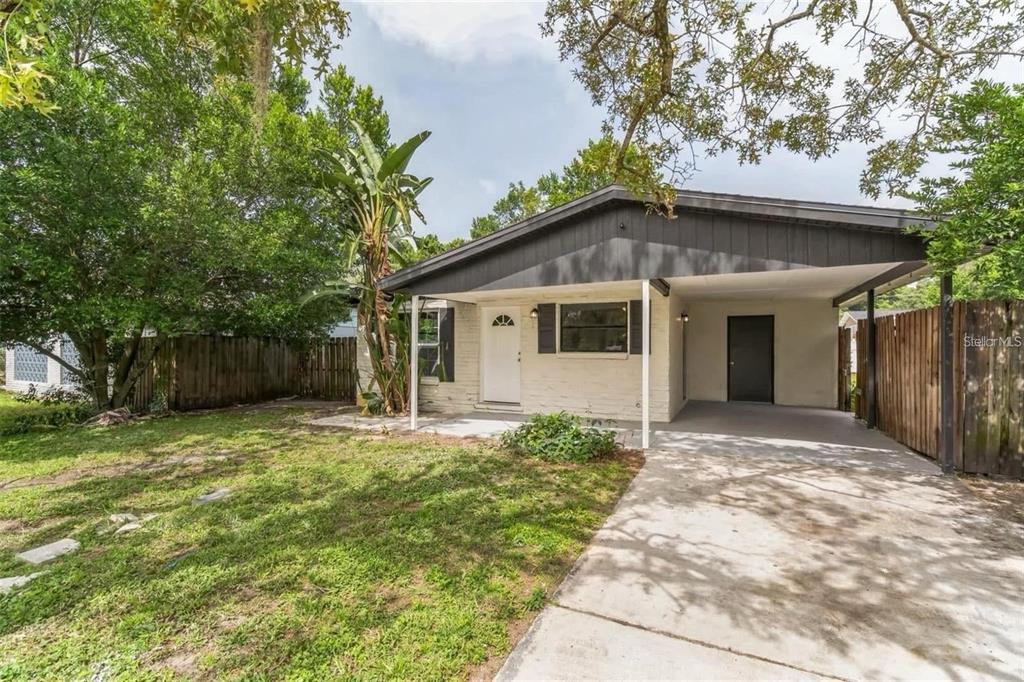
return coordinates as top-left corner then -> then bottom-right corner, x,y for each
482,308 -> 521,403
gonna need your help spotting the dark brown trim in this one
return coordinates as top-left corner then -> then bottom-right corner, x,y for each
939,274 -> 955,474
649,278 -> 670,297
865,289 -> 877,429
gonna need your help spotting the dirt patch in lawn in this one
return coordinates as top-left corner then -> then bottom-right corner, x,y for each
601,447 -> 645,472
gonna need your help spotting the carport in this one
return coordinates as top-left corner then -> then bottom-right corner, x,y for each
651,401 -> 939,474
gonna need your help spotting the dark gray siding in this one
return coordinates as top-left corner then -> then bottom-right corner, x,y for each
400,203 -> 928,295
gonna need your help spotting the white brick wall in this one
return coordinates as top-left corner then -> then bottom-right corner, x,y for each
356,289 -> 838,420
685,298 -> 838,408
419,302 -> 480,413
357,285 -> 677,422
515,289 -> 673,421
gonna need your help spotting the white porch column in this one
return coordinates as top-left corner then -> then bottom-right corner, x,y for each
410,294 -> 419,431
641,281 -> 650,449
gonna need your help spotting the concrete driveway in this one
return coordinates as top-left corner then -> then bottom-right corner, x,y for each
497,406 -> 1024,681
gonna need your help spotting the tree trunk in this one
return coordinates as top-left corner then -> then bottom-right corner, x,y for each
110,333 -> 164,409
89,329 -> 110,409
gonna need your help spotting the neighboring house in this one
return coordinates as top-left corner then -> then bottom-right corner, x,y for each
366,185 -> 933,442
838,309 -> 909,373
4,339 -> 81,393
329,311 -> 358,339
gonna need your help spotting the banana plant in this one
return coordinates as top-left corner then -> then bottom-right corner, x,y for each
312,123 -> 432,415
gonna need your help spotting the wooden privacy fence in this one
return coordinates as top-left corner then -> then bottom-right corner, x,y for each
130,335 -> 357,412
854,300 -> 1023,478
297,338 -> 358,402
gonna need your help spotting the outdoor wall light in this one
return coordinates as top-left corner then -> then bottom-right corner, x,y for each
530,308 -> 538,319
677,313 -> 690,323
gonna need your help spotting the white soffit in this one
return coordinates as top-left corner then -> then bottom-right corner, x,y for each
666,263 -> 899,300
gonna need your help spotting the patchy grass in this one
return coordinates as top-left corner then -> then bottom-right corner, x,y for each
0,406 -> 640,679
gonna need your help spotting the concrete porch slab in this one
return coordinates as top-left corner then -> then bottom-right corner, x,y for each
312,401 -> 937,475
309,411 -> 528,439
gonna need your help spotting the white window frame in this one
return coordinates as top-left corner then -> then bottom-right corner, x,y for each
417,309 -> 441,383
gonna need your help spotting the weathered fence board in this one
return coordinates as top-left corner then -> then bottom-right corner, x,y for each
129,335 -> 356,412
854,300 -> 1022,478
962,301 -> 1023,478
837,327 -> 852,411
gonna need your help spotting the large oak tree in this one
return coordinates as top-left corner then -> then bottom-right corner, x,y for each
543,0 -> 1024,202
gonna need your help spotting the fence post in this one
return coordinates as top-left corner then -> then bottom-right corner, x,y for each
939,274 -> 955,474
866,289 -> 877,429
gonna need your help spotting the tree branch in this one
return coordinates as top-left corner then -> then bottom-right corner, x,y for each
20,340 -> 87,381
890,0 -> 950,59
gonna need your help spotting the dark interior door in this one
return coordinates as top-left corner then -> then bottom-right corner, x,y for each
728,315 -> 774,402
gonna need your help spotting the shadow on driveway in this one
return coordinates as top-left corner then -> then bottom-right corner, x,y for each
499,424 -> 1023,680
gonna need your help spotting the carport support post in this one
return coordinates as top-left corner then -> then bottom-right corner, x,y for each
641,281 -> 650,449
939,274 -> 955,474
410,294 -> 419,431
865,289 -> 876,429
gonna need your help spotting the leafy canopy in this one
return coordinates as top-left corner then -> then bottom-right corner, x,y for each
543,0 -> 1024,202
1,0 -> 347,112
910,81 -> 1024,298
471,136 -> 643,238
0,0 -> 348,407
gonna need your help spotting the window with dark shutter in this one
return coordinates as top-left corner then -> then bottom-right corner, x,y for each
560,302 -> 628,352
628,300 -> 652,354
537,303 -> 556,353
438,306 -> 455,382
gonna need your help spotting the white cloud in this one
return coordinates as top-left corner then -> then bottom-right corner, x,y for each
356,1 -> 555,62
478,178 -> 498,195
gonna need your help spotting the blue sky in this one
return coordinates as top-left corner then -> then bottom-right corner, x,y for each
323,2 -> 914,242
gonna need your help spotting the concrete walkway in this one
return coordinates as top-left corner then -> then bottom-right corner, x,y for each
497,413 -> 1024,680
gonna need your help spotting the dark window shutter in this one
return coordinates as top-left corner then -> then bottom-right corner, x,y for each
626,299 -> 651,352
537,303 -> 556,353
629,300 -> 642,354
439,306 -> 455,382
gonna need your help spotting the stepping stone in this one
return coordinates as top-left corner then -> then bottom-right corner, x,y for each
0,572 -> 44,594
115,522 -> 142,534
110,513 -> 138,524
193,488 -> 231,505
15,538 -> 80,565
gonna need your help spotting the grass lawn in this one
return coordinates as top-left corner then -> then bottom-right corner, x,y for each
0,405 -> 640,680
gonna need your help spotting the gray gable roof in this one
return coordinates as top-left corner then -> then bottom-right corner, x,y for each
383,185 -> 932,295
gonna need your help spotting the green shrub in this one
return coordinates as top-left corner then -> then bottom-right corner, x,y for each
499,412 -> 617,463
0,390 -> 95,436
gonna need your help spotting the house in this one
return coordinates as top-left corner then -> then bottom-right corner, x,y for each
4,340 -> 80,393
838,309 -> 909,373
365,185 -> 935,447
